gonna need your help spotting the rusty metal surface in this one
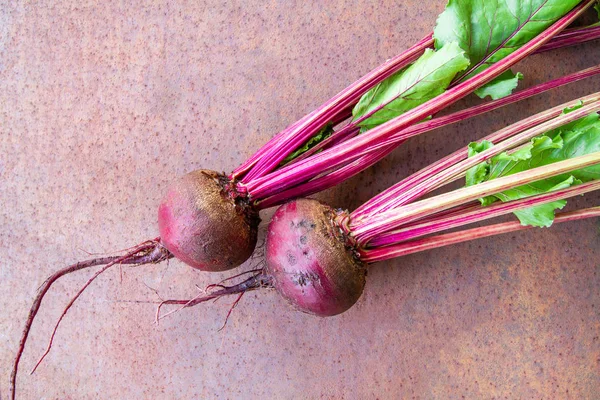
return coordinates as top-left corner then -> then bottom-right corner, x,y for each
1,1 -> 599,398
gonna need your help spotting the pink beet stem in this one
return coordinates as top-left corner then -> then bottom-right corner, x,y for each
259,66 -> 600,208
237,34 -> 434,182
245,2 -> 593,201
283,123 -> 361,167
245,17 -> 597,183
233,21 -> 599,181
368,179 -> 600,247
536,25 -> 600,53
256,145 -> 396,209
360,206 -> 600,263
352,151 -> 600,245
351,96 -> 600,222
353,65 -> 600,167
352,84 -> 600,219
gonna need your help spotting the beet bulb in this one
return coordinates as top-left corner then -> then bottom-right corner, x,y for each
265,199 -> 366,316
158,170 -> 260,271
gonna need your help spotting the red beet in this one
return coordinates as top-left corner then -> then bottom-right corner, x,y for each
158,170 -> 260,271
265,199 -> 366,316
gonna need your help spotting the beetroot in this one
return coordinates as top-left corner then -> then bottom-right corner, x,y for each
158,170 -> 259,271
265,199 -> 366,316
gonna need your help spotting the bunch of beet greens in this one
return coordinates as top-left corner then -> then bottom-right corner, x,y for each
10,1 -> 600,398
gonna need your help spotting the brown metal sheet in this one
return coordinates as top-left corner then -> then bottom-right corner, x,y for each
1,1 -> 599,398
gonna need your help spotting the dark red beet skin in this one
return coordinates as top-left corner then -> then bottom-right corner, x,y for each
266,199 -> 366,316
158,170 -> 259,272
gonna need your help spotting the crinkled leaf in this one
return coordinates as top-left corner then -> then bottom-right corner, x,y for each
434,0 -> 583,99
513,199 -> 568,227
493,140 -> 537,162
352,42 -> 469,130
475,71 -> 524,100
465,140 -> 494,186
466,113 -> 600,226
497,175 -> 578,227
281,124 -> 334,164
545,109 -> 600,139
545,122 -> 600,181
511,177 -> 574,227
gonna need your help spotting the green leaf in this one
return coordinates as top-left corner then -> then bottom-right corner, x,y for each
465,140 -> 494,186
475,71 -> 524,100
564,100 -> 584,114
545,109 -> 600,139
434,0 -> 583,99
496,145 -> 534,162
281,124 -> 334,164
512,177 -> 574,227
466,113 -> 600,226
352,42 -> 469,130
513,199 -> 568,227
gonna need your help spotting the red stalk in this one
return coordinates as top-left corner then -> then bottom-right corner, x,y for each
368,179 -> 600,247
360,206 -> 600,263
352,151 -> 600,244
353,83 -> 600,219
257,145 -> 396,209
351,97 -> 600,221
258,66 -> 600,208
234,34 -> 434,182
233,22 -> 599,182
537,25 -> 600,53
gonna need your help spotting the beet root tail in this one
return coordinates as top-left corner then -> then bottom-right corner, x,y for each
10,238 -> 172,400
156,271 -> 272,327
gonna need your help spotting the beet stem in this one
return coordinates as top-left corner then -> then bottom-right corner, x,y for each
257,145 -> 395,209
238,34 -> 434,183
352,152 -> 600,244
537,24 -> 600,53
233,19 -> 598,185
351,95 -> 600,222
259,78 -> 600,209
360,207 -> 600,263
368,179 -> 600,247
353,82 -> 600,219
258,66 -> 600,209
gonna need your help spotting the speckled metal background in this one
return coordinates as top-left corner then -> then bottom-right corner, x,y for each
1,1 -> 599,398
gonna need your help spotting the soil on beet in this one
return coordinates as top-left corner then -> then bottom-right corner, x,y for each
158,169 -> 260,271
266,198 -> 366,316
